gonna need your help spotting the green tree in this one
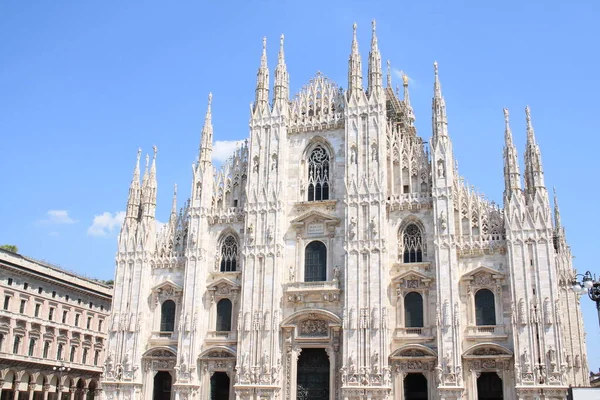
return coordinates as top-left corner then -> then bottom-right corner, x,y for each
0,244 -> 18,253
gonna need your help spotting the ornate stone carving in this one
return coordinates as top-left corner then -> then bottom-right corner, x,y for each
299,319 -> 328,336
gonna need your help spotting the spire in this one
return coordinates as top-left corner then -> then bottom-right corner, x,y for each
199,93 -> 213,166
367,20 -> 382,96
254,37 -> 269,110
125,148 -> 142,220
273,34 -> 289,106
502,108 -> 521,198
170,184 -> 178,221
431,61 -> 449,142
347,23 -> 363,96
524,106 -> 546,196
553,187 -> 562,229
403,73 -> 415,124
141,146 -> 158,219
386,60 -> 392,88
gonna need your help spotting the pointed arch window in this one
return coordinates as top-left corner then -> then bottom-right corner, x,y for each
305,241 -> 327,282
216,299 -> 232,332
404,292 -> 424,328
307,146 -> 330,201
220,235 -> 238,272
160,300 -> 176,332
475,289 -> 496,326
402,224 -> 424,263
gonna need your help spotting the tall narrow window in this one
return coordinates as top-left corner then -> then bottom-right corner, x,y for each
20,299 -> 26,314
475,289 -> 496,326
57,343 -> 63,360
402,224 -> 424,263
404,292 -> 424,328
43,341 -> 50,358
70,345 -> 76,362
307,145 -> 330,201
160,300 -> 176,332
0,333 -> 4,352
34,303 -> 41,317
74,314 -> 80,326
3,295 -> 10,310
13,336 -> 21,354
48,307 -> 54,321
94,350 -> 100,366
216,299 -> 233,332
87,316 -> 92,329
62,310 -> 68,323
82,348 -> 88,364
304,241 -> 327,282
28,338 -> 36,356
220,235 -> 238,272
98,320 -> 103,331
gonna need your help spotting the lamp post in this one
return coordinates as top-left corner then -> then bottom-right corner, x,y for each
571,271 -> 600,329
52,363 -> 71,400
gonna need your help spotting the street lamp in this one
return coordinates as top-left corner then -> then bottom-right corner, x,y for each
52,363 -> 71,399
571,271 -> 600,329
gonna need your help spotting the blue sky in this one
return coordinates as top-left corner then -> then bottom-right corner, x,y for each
1,0 -> 599,370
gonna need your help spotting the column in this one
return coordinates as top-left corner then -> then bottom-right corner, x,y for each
28,384 -> 36,400
70,387 -> 76,400
43,384 -> 51,400
14,380 -> 21,400
0,379 -> 4,400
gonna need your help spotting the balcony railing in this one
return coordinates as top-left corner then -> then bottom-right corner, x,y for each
465,325 -> 508,339
393,327 -> 434,341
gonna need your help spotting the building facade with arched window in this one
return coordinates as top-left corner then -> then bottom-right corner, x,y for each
102,21 -> 589,400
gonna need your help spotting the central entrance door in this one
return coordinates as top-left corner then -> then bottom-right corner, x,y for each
153,371 -> 172,400
297,348 -> 330,400
477,372 -> 503,400
210,372 -> 230,400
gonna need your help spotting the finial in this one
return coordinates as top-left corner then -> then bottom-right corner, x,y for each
503,108 -> 510,125
208,92 -> 212,106
145,154 -> 150,169
372,19 -> 376,33
386,60 -> 391,87
153,145 -> 157,158
262,36 -> 267,51
525,105 -> 532,126
136,148 -> 142,163
402,73 -> 409,86
280,34 -> 284,47
353,22 -> 357,36
434,61 -> 439,77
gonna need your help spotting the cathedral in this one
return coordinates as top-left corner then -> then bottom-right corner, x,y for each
101,21 -> 589,400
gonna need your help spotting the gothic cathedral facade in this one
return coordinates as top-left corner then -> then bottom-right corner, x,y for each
101,21 -> 589,400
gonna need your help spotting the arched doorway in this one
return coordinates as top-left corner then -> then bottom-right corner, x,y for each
86,380 -> 97,400
152,371 -> 172,400
210,372 -> 230,400
477,372 -> 503,400
404,373 -> 428,400
297,348 -> 329,400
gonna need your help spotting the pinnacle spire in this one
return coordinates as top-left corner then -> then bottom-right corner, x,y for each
386,60 -> 392,88
273,34 -> 289,105
170,184 -> 178,219
141,146 -> 157,219
347,23 -> 363,96
503,108 -> 521,198
431,61 -> 449,141
254,37 -> 270,110
553,186 -> 562,229
125,148 -> 142,220
524,106 -> 546,196
199,93 -> 213,166
368,19 -> 382,97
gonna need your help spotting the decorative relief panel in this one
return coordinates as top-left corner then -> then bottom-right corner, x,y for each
299,319 -> 328,337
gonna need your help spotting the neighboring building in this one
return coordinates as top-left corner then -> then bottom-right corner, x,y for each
0,249 -> 112,400
102,21 -> 589,400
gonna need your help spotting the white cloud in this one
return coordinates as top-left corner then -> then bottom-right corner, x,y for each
212,140 -> 244,163
40,210 -> 78,224
156,220 -> 166,232
87,211 -> 125,237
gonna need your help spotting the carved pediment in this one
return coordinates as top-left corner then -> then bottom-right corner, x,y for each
151,280 -> 183,295
463,343 -> 513,359
290,210 -> 340,235
207,278 -> 241,292
461,266 -> 504,285
392,269 -> 432,288
390,345 -> 437,360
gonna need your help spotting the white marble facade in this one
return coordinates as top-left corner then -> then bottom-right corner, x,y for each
101,21 -> 589,400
